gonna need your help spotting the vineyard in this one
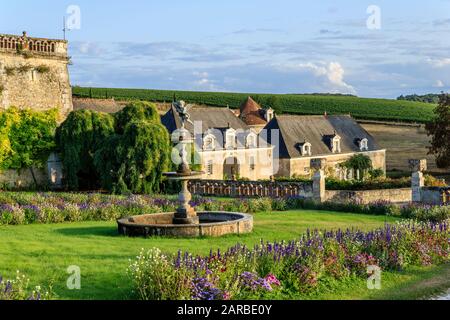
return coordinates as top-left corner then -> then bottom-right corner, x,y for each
72,87 -> 436,123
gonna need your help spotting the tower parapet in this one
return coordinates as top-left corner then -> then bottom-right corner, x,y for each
0,32 -> 68,60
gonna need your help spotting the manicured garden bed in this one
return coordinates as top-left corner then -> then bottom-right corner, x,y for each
1,192 -> 449,226
0,210 -> 400,300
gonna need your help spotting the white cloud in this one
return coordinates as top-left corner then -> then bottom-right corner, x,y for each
294,62 -> 356,94
193,71 -> 209,78
427,57 -> 450,68
434,80 -> 445,87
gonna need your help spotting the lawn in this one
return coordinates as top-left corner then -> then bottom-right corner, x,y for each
0,210 -> 399,300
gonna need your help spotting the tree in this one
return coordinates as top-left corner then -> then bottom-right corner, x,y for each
114,101 -> 159,134
0,108 -> 58,184
56,110 -> 115,190
94,102 -> 171,194
341,154 -> 373,180
426,93 -> 450,169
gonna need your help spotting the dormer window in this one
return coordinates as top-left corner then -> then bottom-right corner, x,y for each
225,129 -> 236,149
203,134 -> 216,151
302,142 -> 312,156
246,132 -> 257,148
265,108 -> 274,122
331,134 -> 341,153
359,138 -> 369,151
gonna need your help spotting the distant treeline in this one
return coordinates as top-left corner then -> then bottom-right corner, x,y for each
397,94 -> 442,104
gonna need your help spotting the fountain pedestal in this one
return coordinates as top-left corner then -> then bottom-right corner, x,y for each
173,177 -> 199,225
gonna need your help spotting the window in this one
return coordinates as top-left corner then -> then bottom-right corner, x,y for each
302,142 -> 312,156
265,108 -> 274,122
207,160 -> 214,175
249,156 -> 256,171
359,138 -> 369,151
246,133 -> 257,148
203,135 -> 215,151
225,129 -> 236,149
332,136 -> 341,153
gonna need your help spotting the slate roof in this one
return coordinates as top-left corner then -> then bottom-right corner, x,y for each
161,105 -> 249,134
239,97 -> 267,126
264,115 -> 381,159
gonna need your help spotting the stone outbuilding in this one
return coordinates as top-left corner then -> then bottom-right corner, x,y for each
264,114 -> 386,178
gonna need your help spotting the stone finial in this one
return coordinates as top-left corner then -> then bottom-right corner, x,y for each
409,159 -> 427,172
311,158 -> 327,170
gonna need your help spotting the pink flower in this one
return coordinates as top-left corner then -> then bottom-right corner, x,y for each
265,274 -> 281,286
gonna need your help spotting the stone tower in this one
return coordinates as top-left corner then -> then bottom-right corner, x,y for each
0,32 -> 73,118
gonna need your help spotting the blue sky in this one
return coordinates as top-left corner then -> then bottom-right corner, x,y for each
1,0 -> 450,98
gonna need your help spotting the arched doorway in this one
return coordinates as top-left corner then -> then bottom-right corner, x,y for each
223,157 -> 240,180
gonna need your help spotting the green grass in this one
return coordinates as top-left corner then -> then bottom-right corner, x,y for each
72,87 -> 435,123
299,263 -> 450,300
0,210 -> 398,300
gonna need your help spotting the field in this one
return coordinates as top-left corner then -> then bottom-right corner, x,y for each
0,210 -> 400,300
72,87 -> 435,123
362,123 -> 449,175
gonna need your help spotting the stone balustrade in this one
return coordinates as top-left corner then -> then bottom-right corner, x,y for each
188,180 -> 314,198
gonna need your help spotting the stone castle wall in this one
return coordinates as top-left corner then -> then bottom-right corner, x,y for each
0,33 -> 73,119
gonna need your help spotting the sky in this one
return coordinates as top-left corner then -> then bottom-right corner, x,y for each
1,0 -> 450,98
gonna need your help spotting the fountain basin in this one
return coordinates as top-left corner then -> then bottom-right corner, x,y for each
117,212 -> 253,238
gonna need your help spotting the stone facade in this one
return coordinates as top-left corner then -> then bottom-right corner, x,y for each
200,147 -> 274,180
0,32 -> 73,119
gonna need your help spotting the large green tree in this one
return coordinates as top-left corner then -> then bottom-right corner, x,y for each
56,110 -> 115,190
95,120 -> 171,194
426,93 -> 450,169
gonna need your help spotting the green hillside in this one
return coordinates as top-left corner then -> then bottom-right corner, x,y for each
72,87 -> 436,123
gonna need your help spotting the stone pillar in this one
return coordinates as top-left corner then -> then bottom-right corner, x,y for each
311,158 -> 327,202
409,159 -> 427,203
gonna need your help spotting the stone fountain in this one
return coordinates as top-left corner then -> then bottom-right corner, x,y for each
117,101 -> 253,238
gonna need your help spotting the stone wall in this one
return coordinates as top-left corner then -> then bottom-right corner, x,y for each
0,167 -> 48,189
325,188 -> 412,204
0,33 -> 73,119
